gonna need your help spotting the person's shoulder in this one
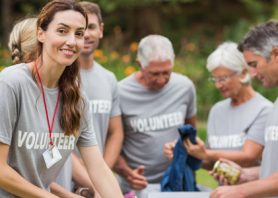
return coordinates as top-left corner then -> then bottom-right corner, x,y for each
169,72 -> 195,92
94,61 -> 118,82
117,74 -> 138,95
0,63 -> 29,83
254,92 -> 273,107
171,72 -> 194,86
94,61 -> 115,76
1,63 -> 25,74
0,63 -> 31,93
118,74 -> 135,86
211,98 -> 230,111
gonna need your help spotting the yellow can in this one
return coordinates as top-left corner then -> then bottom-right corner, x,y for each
212,160 -> 240,185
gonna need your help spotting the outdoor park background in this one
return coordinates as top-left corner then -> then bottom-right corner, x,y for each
1,0 -> 278,189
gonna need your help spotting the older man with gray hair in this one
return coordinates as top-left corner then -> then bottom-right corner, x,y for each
211,20 -> 278,198
114,35 -> 197,195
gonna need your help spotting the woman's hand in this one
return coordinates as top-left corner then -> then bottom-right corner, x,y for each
209,158 -> 246,185
184,136 -> 208,160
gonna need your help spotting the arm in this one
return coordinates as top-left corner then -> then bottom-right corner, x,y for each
114,155 -> 134,179
114,155 -> 148,190
206,140 -> 263,167
185,138 -> 263,167
49,182 -> 83,198
71,153 -> 98,196
162,116 -> 197,161
104,116 -> 124,168
0,143 -> 58,198
185,115 -> 197,128
78,145 -> 123,198
211,168 -> 278,198
211,159 -> 260,185
240,166 -> 260,183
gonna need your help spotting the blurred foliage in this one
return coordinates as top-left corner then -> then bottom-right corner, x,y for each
1,0 -> 278,122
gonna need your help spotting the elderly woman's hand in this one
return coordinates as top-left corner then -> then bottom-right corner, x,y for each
183,136 -> 208,160
209,158 -> 246,186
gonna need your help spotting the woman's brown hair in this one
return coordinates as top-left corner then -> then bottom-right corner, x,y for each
37,0 -> 88,136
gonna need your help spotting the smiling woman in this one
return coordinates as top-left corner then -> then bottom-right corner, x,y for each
0,0 -> 123,198
37,10 -> 86,69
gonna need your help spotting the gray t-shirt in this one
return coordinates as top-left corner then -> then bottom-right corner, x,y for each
207,93 -> 272,150
56,61 -> 121,191
55,156 -> 73,191
260,97 -> 278,182
0,64 -> 97,197
80,61 -> 121,152
119,72 -> 197,183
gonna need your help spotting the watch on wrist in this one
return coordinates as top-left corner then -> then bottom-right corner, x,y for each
77,187 -> 94,198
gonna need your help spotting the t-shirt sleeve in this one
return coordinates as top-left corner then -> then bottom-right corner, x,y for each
246,105 -> 272,146
109,75 -> 121,118
205,108 -> 214,149
0,81 -> 18,145
77,96 -> 98,147
186,82 -> 197,119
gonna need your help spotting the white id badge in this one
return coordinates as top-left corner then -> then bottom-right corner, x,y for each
43,145 -> 62,169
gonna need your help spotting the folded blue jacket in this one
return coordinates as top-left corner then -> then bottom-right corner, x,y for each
160,124 -> 202,192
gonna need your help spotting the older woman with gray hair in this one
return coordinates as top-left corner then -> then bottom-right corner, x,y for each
181,41 -> 273,169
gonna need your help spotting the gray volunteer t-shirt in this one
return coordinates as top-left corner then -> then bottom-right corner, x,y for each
207,93 -> 272,150
0,64 -> 97,197
80,61 -> 121,153
260,97 -> 278,182
56,61 -> 120,191
55,156 -> 73,191
119,72 -> 197,183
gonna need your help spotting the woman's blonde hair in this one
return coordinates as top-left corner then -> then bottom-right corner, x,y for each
8,18 -> 38,64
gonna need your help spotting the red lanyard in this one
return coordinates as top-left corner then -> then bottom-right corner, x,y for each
34,61 -> 60,146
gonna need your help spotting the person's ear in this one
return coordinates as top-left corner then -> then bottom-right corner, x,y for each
240,68 -> 251,84
136,60 -> 143,70
271,47 -> 278,61
37,27 -> 46,43
99,22 -> 104,39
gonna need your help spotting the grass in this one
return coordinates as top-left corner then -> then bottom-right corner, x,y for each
196,169 -> 218,189
195,121 -> 219,190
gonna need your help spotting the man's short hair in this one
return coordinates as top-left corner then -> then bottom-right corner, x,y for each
137,35 -> 175,68
238,20 -> 278,58
79,1 -> 103,24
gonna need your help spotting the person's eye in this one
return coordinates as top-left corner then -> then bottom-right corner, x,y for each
248,61 -> 257,68
88,24 -> 97,30
57,28 -> 67,34
250,63 -> 257,68
219,77 -> 228,81
151,73 -> 159,77
76,31 -> 84,37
